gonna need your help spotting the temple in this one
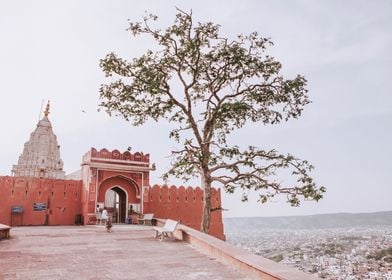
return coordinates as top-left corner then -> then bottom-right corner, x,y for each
11,101 -> 65,179
0,102 -> 225,240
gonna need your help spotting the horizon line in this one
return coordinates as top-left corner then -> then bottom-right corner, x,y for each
223,209 -> 392,219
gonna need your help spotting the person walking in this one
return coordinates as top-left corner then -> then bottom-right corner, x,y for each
106,218 -> 113,233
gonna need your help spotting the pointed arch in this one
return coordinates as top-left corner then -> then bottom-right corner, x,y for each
97,175 -> 140,202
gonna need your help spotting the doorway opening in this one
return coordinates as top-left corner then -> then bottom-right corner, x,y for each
105,187 -> 127,223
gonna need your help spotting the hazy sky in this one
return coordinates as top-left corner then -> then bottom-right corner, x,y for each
1,0 -> 391,217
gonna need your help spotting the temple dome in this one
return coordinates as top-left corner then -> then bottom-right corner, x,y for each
11,102 -> 66,179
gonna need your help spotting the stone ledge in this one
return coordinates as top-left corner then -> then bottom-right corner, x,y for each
178,224 -> 318,280
0,223 -> 11,240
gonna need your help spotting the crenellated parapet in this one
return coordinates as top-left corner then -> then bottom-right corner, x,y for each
81,148 -> 153,183
143,184 -> 225,240
144,184 -> 221,205
87,147 -> 150,163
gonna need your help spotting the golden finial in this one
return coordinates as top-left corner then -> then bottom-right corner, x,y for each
44,101 -> 50,117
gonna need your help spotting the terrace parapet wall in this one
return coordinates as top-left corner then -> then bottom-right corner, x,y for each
143,184 -> 225,240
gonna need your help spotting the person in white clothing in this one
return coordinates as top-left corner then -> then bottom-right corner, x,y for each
101,207 -> 108,225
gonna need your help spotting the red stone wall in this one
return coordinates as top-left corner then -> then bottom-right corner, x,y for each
143,185 -> 225,240
0,176 -> 82,226
0,175 -> 225,240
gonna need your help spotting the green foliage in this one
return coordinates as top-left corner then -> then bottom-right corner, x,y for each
367,248 -> 392,262
269,254 -> 284,263
99,8 -> 325,230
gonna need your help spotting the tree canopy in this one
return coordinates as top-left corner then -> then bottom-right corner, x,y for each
99,9 -> 325,232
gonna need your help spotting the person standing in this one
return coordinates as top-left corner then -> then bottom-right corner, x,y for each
101,207 -> 108,225
95,205 -> 101,225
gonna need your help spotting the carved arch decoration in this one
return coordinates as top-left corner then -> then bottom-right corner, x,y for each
97,175 -> 140,203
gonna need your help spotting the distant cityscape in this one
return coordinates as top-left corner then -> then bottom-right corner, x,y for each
224,212 -> 392,280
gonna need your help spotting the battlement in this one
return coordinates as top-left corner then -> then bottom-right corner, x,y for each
146,184 -> 221,205
84,147 -> 150,163
143,184 -> 224,240
81,148 -> 152,173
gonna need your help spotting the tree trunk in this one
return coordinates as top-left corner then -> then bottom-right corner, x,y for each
201,170 -> 212,233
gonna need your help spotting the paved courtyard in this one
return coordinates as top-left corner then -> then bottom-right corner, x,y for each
0,225 -> 254,280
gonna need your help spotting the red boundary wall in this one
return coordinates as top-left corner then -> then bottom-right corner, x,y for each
143,184 -> 225,240
0,176 -> 225,240
0,176 -> 83,226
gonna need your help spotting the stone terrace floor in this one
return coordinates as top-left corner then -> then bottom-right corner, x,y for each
0,225 -> 255,280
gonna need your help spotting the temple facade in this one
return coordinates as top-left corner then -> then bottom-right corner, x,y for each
0,103 -> 225,240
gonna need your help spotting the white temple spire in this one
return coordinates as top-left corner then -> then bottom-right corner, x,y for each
12,102 -> 65,179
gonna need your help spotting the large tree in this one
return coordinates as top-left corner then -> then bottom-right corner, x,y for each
99,9 -> 325,233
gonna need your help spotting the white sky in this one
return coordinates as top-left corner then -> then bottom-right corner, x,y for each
1,0 -> 391,217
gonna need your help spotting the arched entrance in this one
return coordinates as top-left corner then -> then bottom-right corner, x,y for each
97,175 -> 140,224
105,187 -> 127,223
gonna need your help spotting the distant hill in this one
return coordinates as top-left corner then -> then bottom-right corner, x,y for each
223,211 -> 392,232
